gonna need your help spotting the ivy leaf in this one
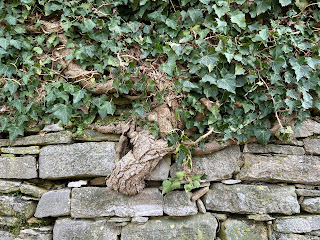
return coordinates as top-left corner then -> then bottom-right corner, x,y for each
200,54 -> 219,72
83,19 -> 96,32
98,101 -> 115,118
279,0 -> 292,6
217,72 -> 236,93
52,104 -> 72,124
230,10 -> 246,29
4,80 -> 19,95
8,125 -> 24,140
72,90 -> 86,104
256,0 -> 271,15
0,38 -> 9,50
201,74 -> 217,84
291,64 -> 311,81
162,179 -> 181,194
235,64 -> 245,75
306,57 -> 320,70
33,47 -> 43,54
0,116 -> 10,132
255,128 -> 272,146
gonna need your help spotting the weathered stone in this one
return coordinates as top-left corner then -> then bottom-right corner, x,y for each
221,179 -> 242,185
274,215 -> 320,233
0,156 -> 37,179
218,219 -> 268,240
212,213 -> 228,221
247,214 -> 275,221
1,154 -> 15,157
296,184 -> 316,189
301,198 -> 320,213
34,189 -> 71,218
145,155 -> 171,181
121,213 -> 218,240
0,230 -> 15,240
0,139 -> 9,147
272,232 -> 320,240
0,216 -> 20,227
294,119 -> 320,138
304,138 -> 320,155
67,180 -> 88,188
272,139 -> 304,146
16,227 -> 53,240
39,142 -> 115,179
204,183 -> 300,215
90,177 -> 106,186
0,180 -> 21,193
310,230 -> 320,237
108,217 -> 131,223
0,196 -> 36,218
164,191 -> 197,216
297,189 -> 320,197
131,216 -> 148,224
53,218 -> 119,240
73,129 -> 120,142
20,184 -> 48,198
171,146 -> 242,181
191,186 -> 209,201
1,146 -> 40,155
113,222 -> 128,227
42,123 -> 64,132
243,143 -> 305,155
197,199 -> 206,213
237,154 -> 320,184
10,131 -> 73,146
71,187 -> 163,218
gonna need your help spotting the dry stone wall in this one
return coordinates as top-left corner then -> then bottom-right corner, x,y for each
1,120 -> 320,239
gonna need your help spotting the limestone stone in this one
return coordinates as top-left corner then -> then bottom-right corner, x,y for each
121,213 -> 218,240
304,138 -> 320,155
1,146 -> 40,155
16,227 -> 53,240
164,191 -> 197,216
196,199 -> 206,213
171,146 -> 242,181
0,196 -> 36,218
108,217 -> 131,223
90,177 -> 106,186
0,216 -> 20,227
272,139 -> 304,146
0,156 -> 37,179
237,154 -> 320,184
42,123 -> 64,132
67,180 -> 88,188
203,183 -> 300,215
296,189 -> 320,197
34,189 -> 71,218
221,179 -> 242,185
20,184 -> 48,198
73,129 -> 120,142
0,180 -> 21,193
0,139 -> 9,147
39,142 -> 115,179
71,187 -> 163,218
243,143 -> 305,155
1,154 -> 14,157
212,213 -> 228,221
310,231 -> 320,237
247,214 -> 275,221
53,218 -> 119,240
301,198 -> 320,213
145,155 -> 171,181
0,230 -> 15,240
10,131 -> 73,146
272,233 -> 320,240
131,216 -> 148,224
218,219 -> 268,240
294,119 -> 320,138
274,215 -> 320,233
191,186 -> 209,201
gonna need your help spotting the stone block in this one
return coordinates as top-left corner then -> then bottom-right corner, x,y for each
1,146 -> 40,155
0,139 -> 9,147
218,219 -> 268,240
34,189 -> 71,218
297,189 -> 320,197
53,218 -> 119,240
10,131 -> 73,146
0,180 -> 21,193
304,138 -> 320,155
237,154 -> 320,184
0,156 -> 37,179
171,146 -> 242,181
0,196 -> 36,219
20,184 -> 48,198
67,180 -> 88,188
203,183 -> 299,215
274,215 -> 320,233
243,143 -> 305,155
39,142 -> 115,179
164,191 -> 197,216
71,187 -> 163,218
301,198 -> 320,213
73,129 -> 120,142
145,155 -> 171,181
294,119 -> 320,138
272,232 -> 320,240
16,227 -> 53,240
0,216 -> 20,227
0,230 -> 15,240
121,213 -> 218,240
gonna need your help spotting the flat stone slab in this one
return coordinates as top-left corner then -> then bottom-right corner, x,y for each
53,219 -> 118,240
243,143 -> 305,155
203,183 -> 300,215
0,216 -> 20,227
10,131 -> 73,146
170,146 -> 241,181
20,184 -> 48,198
34,189 -> 71,218
0,230 -> 15,240
39,142 -> 115,179
0,139 -> 9,147
71,187 -> 163,218
272,232 -> 320,240
17,227 -> 53,240
294,119 -> 320,138
297,189 -> 320,197
274,215 -> 320,233
0,180 -> 21,193
0,156 -> 37,179
304,138 -> 320,155
121,213 -> 218,240
1,146 -> 40,155
301,198 -> 320,213
146,155 -> 171,181
0,196 -> 36,218
218,219 -> 268,240
73,129 -> 120,142
237,154 -> 320,184
164,191 -> 197,216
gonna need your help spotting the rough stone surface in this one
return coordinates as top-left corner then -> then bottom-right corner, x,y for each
121,213 -> 218,240
10,131 -> 73,146
131,216 -> 148,224
197,199 -> 206,213
294,119 -> 320,138
39,142 -> 115,179
218,219 -> 268,240
0,216 -> 20,227
0,156 -> 37,179
1,146 -> 40,155
247,214 -> 275,221
42,123 -> 64,132
90,177 -> 106,186
67,180 -> 88,188
108,217 -> 131,223
243,143 -> 305,155
20,184 -> 48,198
272,233 -> 320,240
0,196 -> 36,218
221,179 -> 242,185
53,218 -> 119,240
34,189 -> 71,218
171,146 -> 242,181
73,129 -> 120,142
297,189 -> 320,197
304,138 -> 320,155
302,198 -> 320,213
16,227 -> 53,240
212,213 -> 228,221
191,186 -> 209,202
145,155 -> 171,181
0,139 -> 9,147
0,180 -> 21,193
71,187 -> 163,218
204,183 -> 300,215
164,191 -> 197,216
274,215 -> 320,233
0,231 -> 15,240
237,154 -> 320,184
